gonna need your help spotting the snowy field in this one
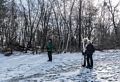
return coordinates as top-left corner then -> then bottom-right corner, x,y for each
0,50 -> 120,82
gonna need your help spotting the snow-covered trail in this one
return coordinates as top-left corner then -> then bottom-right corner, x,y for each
0,50 -> 120,82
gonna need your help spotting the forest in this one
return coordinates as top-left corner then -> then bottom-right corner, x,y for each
0,0 -> 120,54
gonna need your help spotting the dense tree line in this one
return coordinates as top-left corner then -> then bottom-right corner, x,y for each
0,0 -> 120,54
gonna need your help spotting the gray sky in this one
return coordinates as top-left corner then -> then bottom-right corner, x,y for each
94,0 -> 120,7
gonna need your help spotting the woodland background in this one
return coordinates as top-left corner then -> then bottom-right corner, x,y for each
0,0 -> 120,54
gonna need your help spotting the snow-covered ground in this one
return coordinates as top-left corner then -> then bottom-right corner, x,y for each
0,50 -> 120,82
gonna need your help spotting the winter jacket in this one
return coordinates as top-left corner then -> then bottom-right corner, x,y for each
47,42 -> 54,52
85,43 -> 95,54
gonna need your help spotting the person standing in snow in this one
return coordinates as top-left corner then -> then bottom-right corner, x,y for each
82,38 -> 88,67
85,40 -> 95,69
47,39 -> 54,62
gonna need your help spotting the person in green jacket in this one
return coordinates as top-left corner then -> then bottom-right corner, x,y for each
47,39 -> 54,62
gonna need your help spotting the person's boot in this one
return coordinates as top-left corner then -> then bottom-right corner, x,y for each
48,60 -> 52,62
82,64 -> 86,67
86,65 -> 90,69
89,66 -> 93,69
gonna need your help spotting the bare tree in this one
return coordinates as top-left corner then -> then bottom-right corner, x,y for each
107,0 -> 120,47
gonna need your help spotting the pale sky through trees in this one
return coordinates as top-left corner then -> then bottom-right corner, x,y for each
94,0 -> 120,7
16,0 -> 120,10
16,0 -> 120,6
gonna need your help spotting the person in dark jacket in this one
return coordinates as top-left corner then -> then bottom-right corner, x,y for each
47,39 -> 54,62
85,40 -> 95,69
